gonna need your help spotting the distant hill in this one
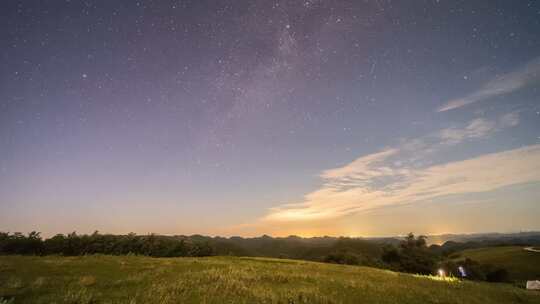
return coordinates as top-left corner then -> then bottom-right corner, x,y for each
426,232 -> 540,245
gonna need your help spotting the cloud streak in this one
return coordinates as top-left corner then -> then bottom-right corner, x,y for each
257,114 -> 536,223
437,112 -> 519,145
438,57 -> 540,112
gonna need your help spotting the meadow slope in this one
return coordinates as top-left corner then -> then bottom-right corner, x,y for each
453,246 -> 540,282
0,255 -> 539,304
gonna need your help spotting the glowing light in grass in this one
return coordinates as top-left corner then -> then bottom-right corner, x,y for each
412,273 -> 459,283
438,269 -> 446,278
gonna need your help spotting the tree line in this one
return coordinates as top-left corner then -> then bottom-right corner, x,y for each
0,231 -> 213,257
1,230 -> 529,283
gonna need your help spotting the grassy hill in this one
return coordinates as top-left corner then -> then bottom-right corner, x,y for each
452,246 -> 540,282
1,256 -> 539,303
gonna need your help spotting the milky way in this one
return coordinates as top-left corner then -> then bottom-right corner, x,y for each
1,1 -> 540,237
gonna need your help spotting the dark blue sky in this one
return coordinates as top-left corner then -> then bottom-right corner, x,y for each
1,0 -> 539,237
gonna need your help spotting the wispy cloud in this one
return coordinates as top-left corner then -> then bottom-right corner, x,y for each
437,112 -> 519,145
256,114 -> 535,223
438,57 -> 540,112
438,118 -> 496,145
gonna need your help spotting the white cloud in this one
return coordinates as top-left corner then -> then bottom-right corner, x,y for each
438,118 -> 497,145
437,112 -> 520,145
257,114 -> 532,223
321,148 -> 398,180
262,144 -> 540,222
499,111 -> 520,128
438,57 -> 540,112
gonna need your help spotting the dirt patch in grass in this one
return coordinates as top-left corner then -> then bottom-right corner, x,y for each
79,275 -> 97,287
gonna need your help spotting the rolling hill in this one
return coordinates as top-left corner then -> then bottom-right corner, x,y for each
1,255 -> 539,304
452,246 -> 540,282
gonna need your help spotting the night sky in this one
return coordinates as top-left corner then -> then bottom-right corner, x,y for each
1,0 -> 540,237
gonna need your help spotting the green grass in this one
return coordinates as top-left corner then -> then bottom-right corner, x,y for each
452,246 -> 540,282
0,255 -> 539,304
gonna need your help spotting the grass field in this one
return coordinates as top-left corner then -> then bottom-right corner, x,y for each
452,246 -> 540,282
0,255 -> 539,304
